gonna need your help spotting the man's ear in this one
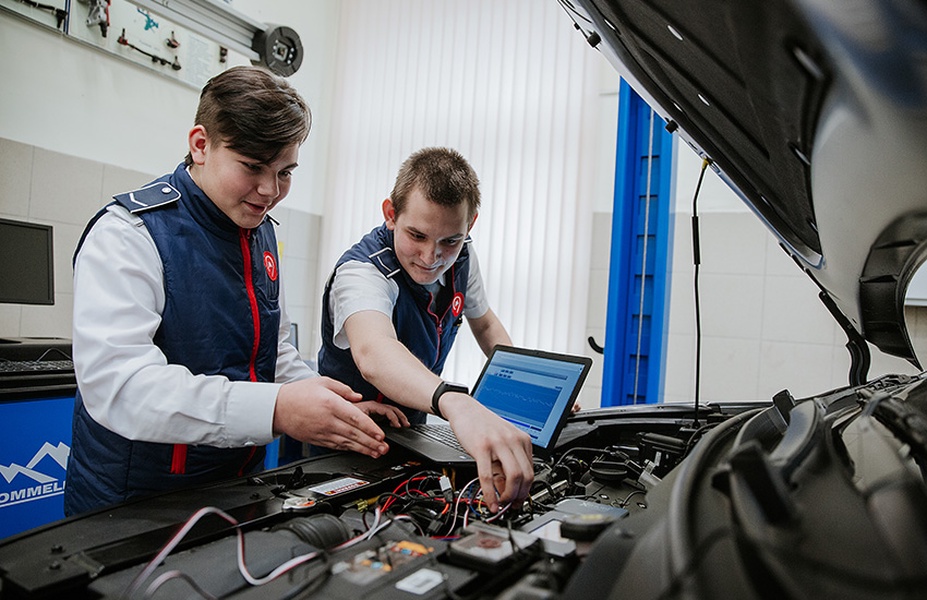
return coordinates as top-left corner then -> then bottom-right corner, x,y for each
468,211 -> 479,233
382,198 -> 397,229
188,125 -> 209,166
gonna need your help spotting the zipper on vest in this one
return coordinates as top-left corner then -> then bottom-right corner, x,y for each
238,228 -> 262,477
427,291 -> 442,364
426,265 -> 459,366
170,444 -> 187,475
239,228 -> 261,383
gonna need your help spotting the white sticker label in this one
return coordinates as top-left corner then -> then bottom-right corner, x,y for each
395,568 -> 444,595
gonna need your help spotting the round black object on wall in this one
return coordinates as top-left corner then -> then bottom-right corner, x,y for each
252,25 -> 303,77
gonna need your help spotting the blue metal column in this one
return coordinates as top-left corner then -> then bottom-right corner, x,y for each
601,81 -> 675,406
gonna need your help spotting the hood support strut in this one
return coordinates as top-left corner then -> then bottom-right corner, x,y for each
819,291 -> 870,387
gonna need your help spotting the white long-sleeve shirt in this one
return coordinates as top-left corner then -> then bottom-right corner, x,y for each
72,204 -> 315,448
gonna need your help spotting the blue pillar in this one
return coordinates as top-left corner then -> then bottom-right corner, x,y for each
601,81 -> 675,406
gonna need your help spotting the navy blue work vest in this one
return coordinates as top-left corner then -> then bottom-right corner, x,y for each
317,224 -> 469,424
65,163 -> 279,516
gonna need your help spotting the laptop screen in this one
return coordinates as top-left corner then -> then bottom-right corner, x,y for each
470,346 -> 592,451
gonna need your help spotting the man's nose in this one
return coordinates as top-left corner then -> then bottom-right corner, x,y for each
257,174 -> 279,199
422,241 -> 440,264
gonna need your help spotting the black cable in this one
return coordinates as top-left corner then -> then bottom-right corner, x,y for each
683,421 -> 716,453
617,489 -> 646,508
553,446 -> 608,467
691,159 -> 710,428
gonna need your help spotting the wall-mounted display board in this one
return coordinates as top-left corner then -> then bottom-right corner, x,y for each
1,0 -> 250,89
71,0 -> 232,88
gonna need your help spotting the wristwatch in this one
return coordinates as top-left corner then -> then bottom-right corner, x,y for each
431,381 -> 469,420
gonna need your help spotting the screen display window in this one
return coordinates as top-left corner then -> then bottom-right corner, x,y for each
0,219 -> 54,305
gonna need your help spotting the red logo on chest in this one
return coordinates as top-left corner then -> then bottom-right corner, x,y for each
451,292 -> 464,317
263,252 -> 278,281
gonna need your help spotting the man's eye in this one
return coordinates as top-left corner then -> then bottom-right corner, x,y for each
279,170 -> 292,179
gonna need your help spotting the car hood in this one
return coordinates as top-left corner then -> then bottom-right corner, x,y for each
563,0 -> 927,368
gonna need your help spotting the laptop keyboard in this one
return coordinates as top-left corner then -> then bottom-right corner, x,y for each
411,424 -> 468,453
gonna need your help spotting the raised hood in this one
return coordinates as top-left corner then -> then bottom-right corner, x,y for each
562,0 -> 927,369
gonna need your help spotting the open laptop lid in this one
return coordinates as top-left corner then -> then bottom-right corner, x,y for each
385,346 -> 592,464
471,345 -> 592,457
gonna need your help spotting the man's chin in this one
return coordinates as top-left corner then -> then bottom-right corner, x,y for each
402,263 -> 440,284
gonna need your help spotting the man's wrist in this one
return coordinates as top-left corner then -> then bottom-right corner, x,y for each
431,381 -> 468,420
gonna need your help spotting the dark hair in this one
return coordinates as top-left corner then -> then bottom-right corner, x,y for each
184,65 -> 311,165
390,147 -> 481,220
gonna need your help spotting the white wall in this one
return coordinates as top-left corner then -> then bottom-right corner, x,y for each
0,12 -> 197,179
0,0 -> 339,214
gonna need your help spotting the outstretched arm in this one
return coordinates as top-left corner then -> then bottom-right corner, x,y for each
344,309 -> 533,511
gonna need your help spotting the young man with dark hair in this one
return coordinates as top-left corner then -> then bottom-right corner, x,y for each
318,147 -> 533,512
65,66 -> 403,516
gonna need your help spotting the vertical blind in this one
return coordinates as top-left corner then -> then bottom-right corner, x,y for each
319,0 -> 603,385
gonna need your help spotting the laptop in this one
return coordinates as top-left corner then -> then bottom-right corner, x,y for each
385,345 -> 592,465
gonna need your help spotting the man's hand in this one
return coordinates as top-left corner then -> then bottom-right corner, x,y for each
273,377 -> 389,458
354,400 -> 411,428
441,393 -> 534,512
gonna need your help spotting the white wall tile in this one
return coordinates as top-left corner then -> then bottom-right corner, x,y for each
590,212 -> 612,271
699,336 -> 762,402
286,303 -> 315,362
578,386 -> 602,411
585,272 -> 609,330
281,256 -> 311,317
20,292 -> 73,340
0,138 -> 33,217
764,234 -> 804,277
761,274 -> 839,344
0,305 -> 22,337
698,212 -> 769,276
51,222 -> 82,300
30,148 -> 103,224
867,344 -> 921,379
699,272 -> 764,339
663,332 -> 696,399
666,276 -> 696,336
277,208 -> 315,261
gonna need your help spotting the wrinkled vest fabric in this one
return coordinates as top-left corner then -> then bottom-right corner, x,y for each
65,163 -> 279,515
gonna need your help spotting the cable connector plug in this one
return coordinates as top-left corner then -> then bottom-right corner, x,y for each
439,474 -> 453,502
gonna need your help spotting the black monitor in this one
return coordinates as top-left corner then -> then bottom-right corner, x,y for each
0,218 -> 55,305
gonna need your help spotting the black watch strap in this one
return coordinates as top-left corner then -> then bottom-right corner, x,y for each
431,381 -> 468,420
